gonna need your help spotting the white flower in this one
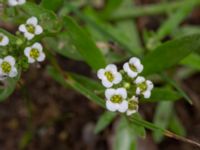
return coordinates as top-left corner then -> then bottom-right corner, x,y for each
126,96 -> 139,116
19,16 -> 43,40
105,88 -> 128,113
8,0 -> 26,6
135,76 -> 154,98
97,64 -> 122,88
0,33 -> 9,46
0,56 -> 17,79
123,57 -> 143,78
24,42 -> 45,63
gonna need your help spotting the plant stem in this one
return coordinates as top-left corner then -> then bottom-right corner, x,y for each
129,116 -> 200,148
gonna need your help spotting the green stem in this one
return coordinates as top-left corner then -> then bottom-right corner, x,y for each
128,116 -> 200,148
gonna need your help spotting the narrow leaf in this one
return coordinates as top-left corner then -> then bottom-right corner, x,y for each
143,87 -> 182,102
114,117 -> 136,150
47,66 -> 105,107
40,0 -> 64,12
142,34 -> 200,75
95,111 -> 116,134
63,16 -> 106,70
153,101 -> 173,142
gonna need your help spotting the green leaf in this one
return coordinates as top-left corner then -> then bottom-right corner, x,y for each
40,0 -> 64,12
168,114 -> 186,136
115,20 -> 143,55
109,0 -> 200,20
63,16 -> 106,70
129,113 -> 146,138
142,34 -> 200,75
153,102 -> 173,142
95,111 -> 116,134
70,72 -> 104,91
19,131 -> 33,150
99,0 -> 123,19
82,11 -> 140,55
0,73 -> 20,101
161,73 -> 192,104
143,87 -> 182,102
22,2 -> 62,32
157,4 -> 194,40
64,4 -> 140,56
44,33 -> 83,61
47,66 -> 105,107
181,53 -> 200,70
114,117 -> 136,150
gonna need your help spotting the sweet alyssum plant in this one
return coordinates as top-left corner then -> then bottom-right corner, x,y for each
1,0 -> 200,148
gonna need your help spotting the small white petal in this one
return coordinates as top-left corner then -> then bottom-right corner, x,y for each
102,80 -> 112,88
127,109 -> 138,116
4,56 -> 15,66
32,42 -> 43,51
0,36 -> 9,46
123,62 -> 129,73
19,24 -> 27,33
143,91 -> 151,99
18,0 -> 26,5
24,32 -> 34,40
37,52 -> 45,62
28,57 -> 35,63
0,59 -> 3,64
135,76 -> 145,84
106,64 -> 117,72
134,61 -> 143,73
127,69 -> 137,78
9,67 -> 18,77
105,88 -> 115,100
27,17 -> 38,26
118,100 -> 128,113
97,69 -> 105,79
116,88 -> 127,99
106,100 -> 117,112
130,57 -> 140,64
136,88 -> 141,95
24,47 -> 31,57
147,80 -> 154,90
35,25 -> 43,35
113,72 -> 122,84
8,0 -> 18,6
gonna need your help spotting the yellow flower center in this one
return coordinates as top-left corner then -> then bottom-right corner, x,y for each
111,95 -> 123,103
26,24 -> 35,34
30,48 -> 39,59
128,100 -> 138,110
104,71 -> 114,82
1,61 -> 11,73
0,35 -> 3,42
138,82 -> 147,92
129,64 -> 137,72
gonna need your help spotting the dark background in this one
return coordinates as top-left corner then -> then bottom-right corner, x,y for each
0,0 -> 200,149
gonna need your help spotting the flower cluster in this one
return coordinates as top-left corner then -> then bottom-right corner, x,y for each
0,16 -> 45,80
97,57 -> 153,116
